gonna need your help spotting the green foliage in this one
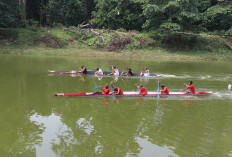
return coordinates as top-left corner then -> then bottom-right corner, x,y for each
225,28 -> 232,36
0,28 -> 37,45
91,0 -> 145,31
47,0 -> 89,27
76,29 -> 155,51
0,0 -> 22,28
1,0 -> 232,38
158,32 -> 230,52
15,29 -> 35,44
1,0 -> 232,54
40,33 -> 68,48
0,28 -> 18,41
0,28 -> 73,48
204,4 -> 232,31
49,29 -> 74,41
158,22 -> 182,36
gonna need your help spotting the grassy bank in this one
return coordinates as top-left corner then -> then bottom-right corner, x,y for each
0,27 -> 231,61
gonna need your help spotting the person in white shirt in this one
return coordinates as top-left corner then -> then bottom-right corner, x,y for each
95,68 -> 103,75
114,68 -> 119,76
108,66 -> 119,76
141,68 -> 150,77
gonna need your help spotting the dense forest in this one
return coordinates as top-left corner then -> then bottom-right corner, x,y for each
0,0 -> 232,56
1,0 -> 232,35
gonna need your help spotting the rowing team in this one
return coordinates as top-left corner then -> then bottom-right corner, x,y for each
79,65 -> 150,76
95,81 -> 196,95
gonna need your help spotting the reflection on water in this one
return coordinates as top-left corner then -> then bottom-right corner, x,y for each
29,103 -> 180,157
30,113 -> 77,157
133,137 -> 178,157
1,55 -> 232,156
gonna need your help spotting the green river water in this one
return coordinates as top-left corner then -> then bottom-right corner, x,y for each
0,55 -> 232,157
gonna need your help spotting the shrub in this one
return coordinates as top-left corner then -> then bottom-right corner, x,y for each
40,33 -> 68,48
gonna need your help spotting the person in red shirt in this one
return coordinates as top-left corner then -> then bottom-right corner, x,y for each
113,87 -> 123,95
101,85 -> 110,95
110,83 -> 123,95
93,84 -> 109,95
184,81 -> 195,94
136,84 -> 148,96
160,85 -> 169,95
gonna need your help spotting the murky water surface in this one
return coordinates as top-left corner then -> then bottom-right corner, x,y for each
0,55 -> 232,157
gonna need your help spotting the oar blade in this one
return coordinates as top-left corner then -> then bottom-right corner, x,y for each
157,81 -> 160,98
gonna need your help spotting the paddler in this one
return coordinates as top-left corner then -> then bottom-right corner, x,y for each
93,84 -> 110,95
160,85 -> 169,95
140,67 -> 150,77
108,66 -> 119,76
95,68 -> 103,75
102,84 -> 110,95
78,66 -> 87,74
136,84 -> 148,96
124,68 -> 133,76
110,83 -> 123,95
183,81 -> 195,94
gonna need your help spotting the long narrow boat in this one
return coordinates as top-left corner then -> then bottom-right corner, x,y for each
54,91 -> 212,96
48,70 -> 163,77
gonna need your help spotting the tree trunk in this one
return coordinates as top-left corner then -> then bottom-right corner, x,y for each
23,0 -> 26,21
19,0 -> 26,21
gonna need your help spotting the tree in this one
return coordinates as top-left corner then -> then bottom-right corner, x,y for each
18,0 -> 27,22
0,0 -> 21,27
81,0 -> 96,22
47,0 -> 85,26
91,0 -> 145,30
142,0 -> 205,32
204,0 -> 232,31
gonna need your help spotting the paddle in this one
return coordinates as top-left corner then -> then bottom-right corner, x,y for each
110,82 -> 114,94
94,85 -> 102,90
110,82 -> 116,100
120,70 -> 124,76
157,81 -> 160,98
135,84 -> 137,91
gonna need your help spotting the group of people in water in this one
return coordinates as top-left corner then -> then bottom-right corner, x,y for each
78,65 -> 195,96
78,65 -> 150,76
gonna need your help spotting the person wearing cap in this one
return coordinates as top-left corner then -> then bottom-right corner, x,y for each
183,81 -> 195,94
108,66 -> 119,76
141,68 -> 150,77
78,66 -> 87,74
160,85 -> 169,95
136,84 -> 148,95
95,68 -> 103,75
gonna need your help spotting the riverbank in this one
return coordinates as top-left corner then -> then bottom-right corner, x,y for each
0,27 -> 231,61
1,45 -> 231,61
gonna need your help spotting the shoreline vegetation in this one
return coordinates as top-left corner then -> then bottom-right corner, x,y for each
0,27 -> 231,61
1,0 -> 232,61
